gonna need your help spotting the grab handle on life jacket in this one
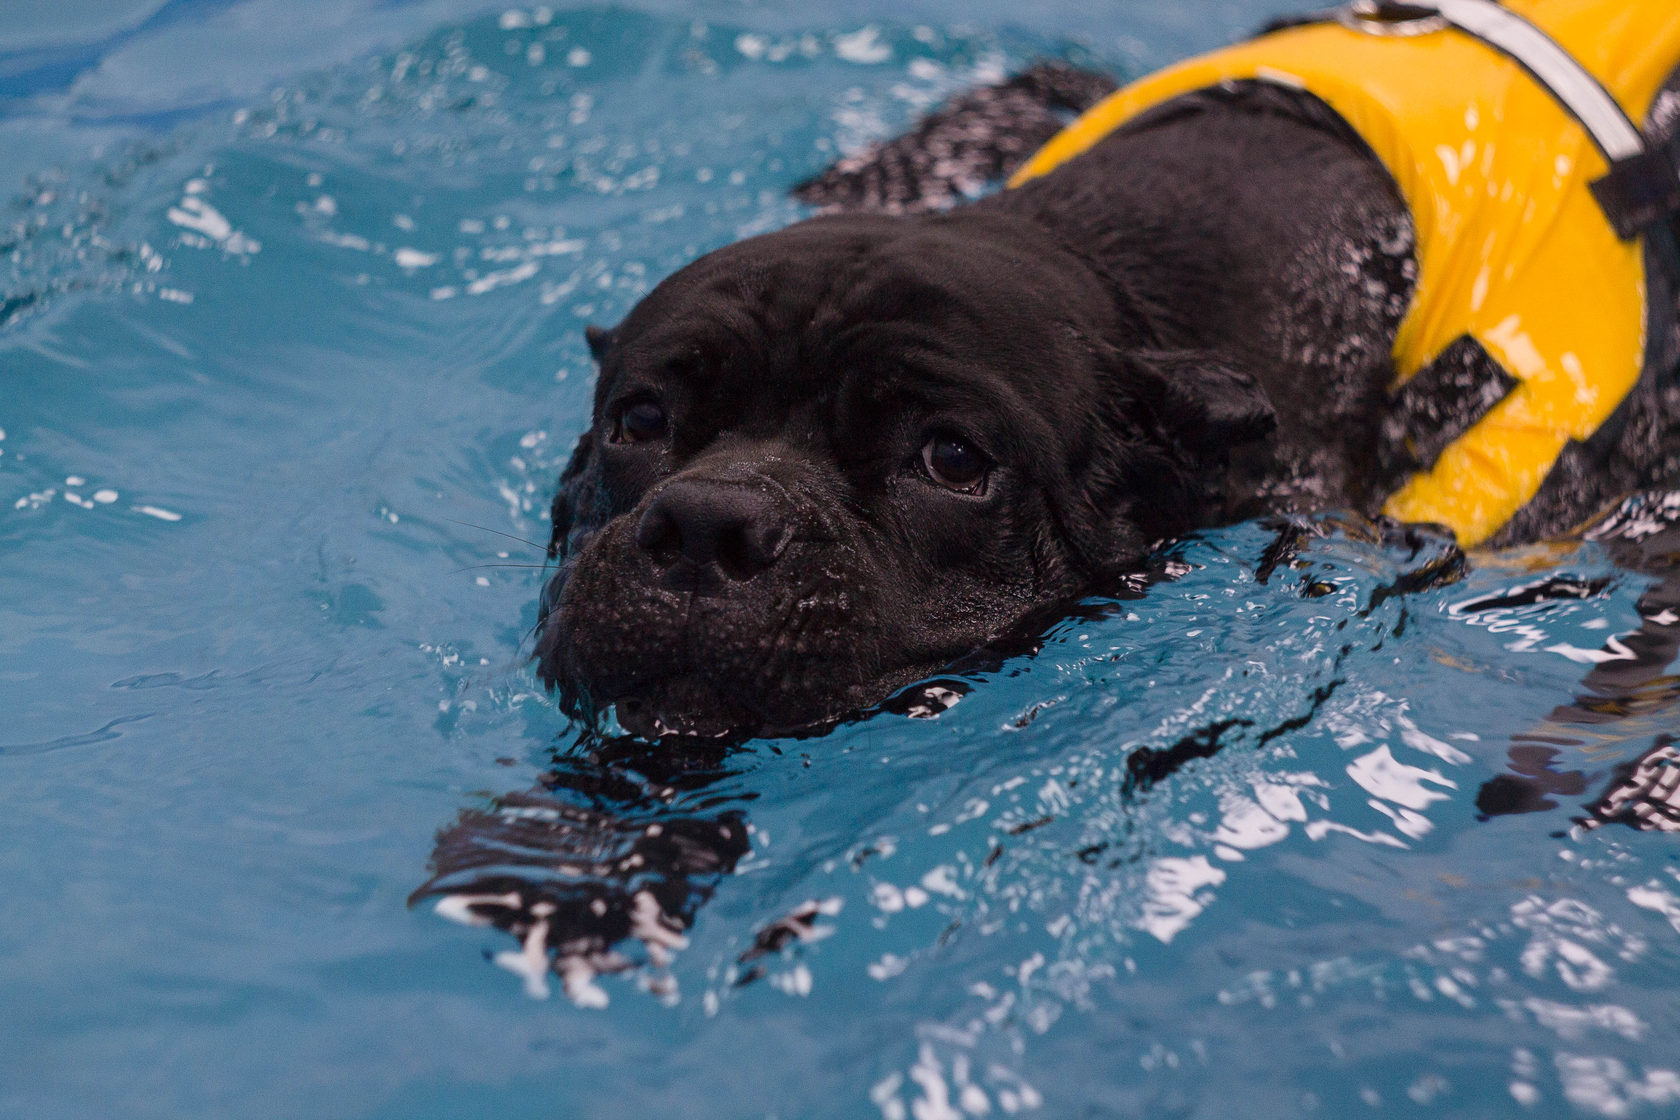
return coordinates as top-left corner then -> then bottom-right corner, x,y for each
1336,1 -> 1449,35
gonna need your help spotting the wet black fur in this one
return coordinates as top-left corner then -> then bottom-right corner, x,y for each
536,60 -> 1680,736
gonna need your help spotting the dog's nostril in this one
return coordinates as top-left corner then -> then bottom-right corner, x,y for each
715,520 -> 781,581
635,481 -> 789,580
634,504 -> 683,568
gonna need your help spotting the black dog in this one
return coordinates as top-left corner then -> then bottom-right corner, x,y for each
534,46 -> 1680,738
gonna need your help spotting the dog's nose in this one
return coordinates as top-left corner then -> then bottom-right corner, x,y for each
635,480 -> 790,581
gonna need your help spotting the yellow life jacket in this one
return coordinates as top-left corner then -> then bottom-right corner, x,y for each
1011,0 -> 1680,545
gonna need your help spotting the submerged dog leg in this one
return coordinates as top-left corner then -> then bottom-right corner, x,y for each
1475,511 -> 1680,827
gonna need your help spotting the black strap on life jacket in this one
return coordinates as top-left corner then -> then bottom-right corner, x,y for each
1269,0 -> 1680,287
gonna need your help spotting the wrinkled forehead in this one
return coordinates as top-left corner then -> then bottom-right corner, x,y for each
605,213 -> 1110,419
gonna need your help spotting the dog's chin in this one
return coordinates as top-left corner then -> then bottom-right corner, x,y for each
596,676 -> 857,742
608,682 -> 763,741
579,658 -> 949,743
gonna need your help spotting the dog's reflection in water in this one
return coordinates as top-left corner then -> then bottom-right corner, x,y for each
410,733 -> 752,1004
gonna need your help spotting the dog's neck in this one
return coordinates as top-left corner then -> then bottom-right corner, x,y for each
973,85 -> 1420,517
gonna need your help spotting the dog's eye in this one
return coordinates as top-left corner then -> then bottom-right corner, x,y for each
613,400 -> 669,444
922,433 -> 988,493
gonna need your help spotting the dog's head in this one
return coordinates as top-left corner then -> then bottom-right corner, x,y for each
535,211 -> 1273,736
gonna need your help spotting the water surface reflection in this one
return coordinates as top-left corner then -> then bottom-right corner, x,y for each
413,732 -> 752,1003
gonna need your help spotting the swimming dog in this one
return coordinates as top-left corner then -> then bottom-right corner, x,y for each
535,0 -> 1680,737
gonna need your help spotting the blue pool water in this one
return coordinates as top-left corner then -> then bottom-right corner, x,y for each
6,2 -> 1680,1117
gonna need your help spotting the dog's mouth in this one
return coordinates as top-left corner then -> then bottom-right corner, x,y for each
579,613 -> 946,741
538,551 -> 924,739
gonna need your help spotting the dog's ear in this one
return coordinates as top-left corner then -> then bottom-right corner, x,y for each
547,431 -> 603,561
1129,349 -> 1276,456
537,430 -> 616,654
584,324 -> 617,363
